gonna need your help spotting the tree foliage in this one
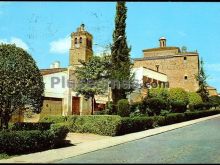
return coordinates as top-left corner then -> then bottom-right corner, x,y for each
111,1 -> 134,105
0,44 -> 44,129
196,58 -> 209,102
74,55 -> 111,114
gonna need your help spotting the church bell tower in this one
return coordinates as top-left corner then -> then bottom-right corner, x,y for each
69,24 -> 93,66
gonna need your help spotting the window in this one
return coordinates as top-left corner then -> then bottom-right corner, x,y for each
184,56 -> 187,60
75,38 -> 77,44
79,37 -> 82,43
184,76 -> 188,80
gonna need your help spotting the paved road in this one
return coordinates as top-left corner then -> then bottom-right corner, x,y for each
55,117 -> 220,164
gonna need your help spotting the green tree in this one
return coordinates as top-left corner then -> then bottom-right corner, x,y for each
110,2 -> 134,106
0,44 -> 44,129
196,58 -> 209,102
74,56 -> 111,115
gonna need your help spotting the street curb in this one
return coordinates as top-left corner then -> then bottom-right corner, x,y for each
1,114 -> 220,163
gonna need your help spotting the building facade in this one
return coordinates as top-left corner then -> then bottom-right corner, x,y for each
134,37 -> 200,92
31,25 -> 218,120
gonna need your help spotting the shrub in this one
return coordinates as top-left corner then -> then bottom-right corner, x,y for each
184,109 -> 220,120
67,115 -> 122,136
148,87 -> 169,101
10,122 -> 52,131
194,102 -> 213,111
170,101 -> 187,113
144,98 -> 167,116
50,123 -> 69,147
188,92 -> 203,110
209,95 -> 220,108
130,102 -> 142,113
39,115 -> 67,123
168,88 -> 189,106
94,110 -> 107,115
0,123 -> 70,155
0,130 -> 55,154
117,99 -> 130,117
105,101 -> 115,115
188,92 -> 203,105
117,117 -> 154,135
160,110 -> 170,116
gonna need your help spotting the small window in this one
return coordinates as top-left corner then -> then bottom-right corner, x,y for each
184,56 -> 187,60
75,38 -> 77,44
184,76 -> 188,80
79,37 -> 82,43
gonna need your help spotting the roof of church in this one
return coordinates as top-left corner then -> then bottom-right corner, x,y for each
40,68 -> 67,75
143,46 -> 180,52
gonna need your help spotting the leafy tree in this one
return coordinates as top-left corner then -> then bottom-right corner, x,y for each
196,58 -> 209,102
74,55 -> 111,115
110,1 -> 134,106
0,44 -> 44,129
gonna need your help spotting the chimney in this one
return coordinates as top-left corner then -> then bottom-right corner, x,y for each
53,61 -> 60,68
50,61 -> 60,69
159,37 -> 166,47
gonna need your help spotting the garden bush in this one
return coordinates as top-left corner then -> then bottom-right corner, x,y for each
130,102 -> 142,113
105,101 -> 115,115
144,98 -> 167,116
148,87 -> 169,101
0,130 -> 55,154
50,123 -> 69,147
117,117 -> 154,135
10,122 -> 52,131
39,115 -> 67,123
66,115 -> 122,136
0,123 -> 69,155
168,88 -> 189,110
188,92 -> 203,105
193,102 -> 213,111
170,101 -> 187,113
117,99 -> 130,117
188,92 -> 203,110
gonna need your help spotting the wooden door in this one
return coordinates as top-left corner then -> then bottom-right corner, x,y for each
72,97 -> 80,115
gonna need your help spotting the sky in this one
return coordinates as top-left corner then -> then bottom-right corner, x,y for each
0,2 -> 220,92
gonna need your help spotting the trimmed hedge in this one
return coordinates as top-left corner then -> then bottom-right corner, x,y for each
67,115 -> 122,136
40,109 -> 220,137
39,115 -> 67,123
0,123 -> 69,155
0,130 -> 54,154
10,122 -> 52,131
117,117 -> 154,135
156,113 -> 186,126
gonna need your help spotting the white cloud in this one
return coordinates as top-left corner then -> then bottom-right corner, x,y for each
49,36 -> 71,54
0,37 -> 29,51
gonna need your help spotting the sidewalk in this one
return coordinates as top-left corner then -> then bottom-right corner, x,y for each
1,114 -> 220,163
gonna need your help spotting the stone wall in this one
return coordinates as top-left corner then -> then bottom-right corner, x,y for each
134,54 -> 199,92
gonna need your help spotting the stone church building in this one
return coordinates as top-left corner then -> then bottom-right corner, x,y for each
26,23 -> 217,120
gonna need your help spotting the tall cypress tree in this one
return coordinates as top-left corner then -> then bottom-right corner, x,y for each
110,2 -> 134,106
196,58 -> 209,102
